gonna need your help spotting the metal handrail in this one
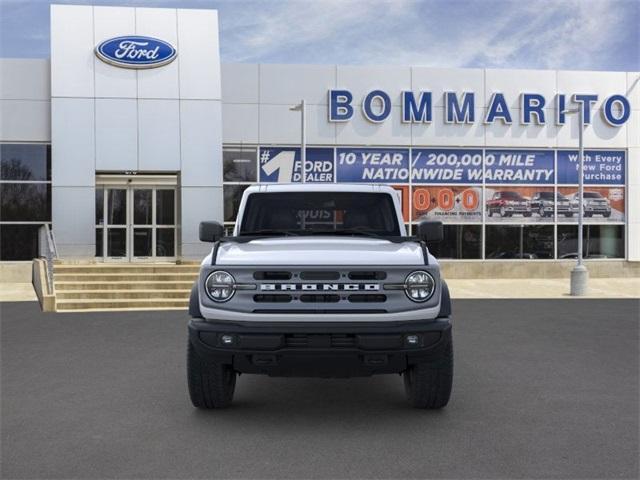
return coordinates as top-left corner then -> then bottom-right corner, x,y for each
38,224 -> 58,293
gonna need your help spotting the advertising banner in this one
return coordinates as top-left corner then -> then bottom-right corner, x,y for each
485,186 -> 556,223
557,150 -> 625,185
259,147 -> 334,183
557,187 -> 625,223
484,150 -> 554,184
336,148 -> 410,183
411,149 -> 483,184
412,186 -> 482,223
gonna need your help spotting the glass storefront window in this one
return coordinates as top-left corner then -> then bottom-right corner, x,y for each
95,228 -> 103,257
0,224 -> 41,260
156,228 -> 175,257
428,225 -> 482,259
486,225 -> 554,259
0,144 -> 51,181
0,183 -> 51,221
223,148 -> 257,182
218,144 -> 628,261
156,190 -> 175,225
224,184 -> 251,222
557,225 -> 624,259
0,144 -> 51,260
107,189 -> 127,225
133,190 -> 153,225
95,188 -> 104,226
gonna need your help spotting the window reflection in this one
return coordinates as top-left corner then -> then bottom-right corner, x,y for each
428,225 -> 482,259
0,144 -> 50,181
223,148 -> 257,182
0,224 -> 41,260
557,225 -> 624,259
224,184 -> 250,222
0,183 -> 51,221
486,225 -> 554,259
156,190 -> 175,225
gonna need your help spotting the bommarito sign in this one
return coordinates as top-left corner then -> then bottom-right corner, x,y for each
328,90 -> 631,126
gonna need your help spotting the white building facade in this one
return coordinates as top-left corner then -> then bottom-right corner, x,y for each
0,4 -> 638,264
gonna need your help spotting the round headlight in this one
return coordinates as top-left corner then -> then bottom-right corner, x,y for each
205,270 -> 236,302
404,271 -> 435,302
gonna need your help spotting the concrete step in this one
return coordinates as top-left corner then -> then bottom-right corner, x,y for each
53,264 -> 200,274
54,273 -> 198,282
56,289 -> 191,300
50,262 -> 199,311
55,298 -> 189,311
55,281 -> 195,291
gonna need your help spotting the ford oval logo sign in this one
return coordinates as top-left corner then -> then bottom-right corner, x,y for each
95,36 -> 177,69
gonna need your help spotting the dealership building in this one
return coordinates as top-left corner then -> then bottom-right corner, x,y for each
1,4 -> 639,269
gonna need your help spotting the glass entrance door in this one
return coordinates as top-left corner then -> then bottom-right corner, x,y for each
96,184 -> 176,262
132,188 -> 153,260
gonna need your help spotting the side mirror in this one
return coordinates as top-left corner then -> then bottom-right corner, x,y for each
199,221 -> 225,243
416,220 -> 443,243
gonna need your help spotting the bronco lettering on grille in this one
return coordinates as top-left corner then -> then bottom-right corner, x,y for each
260,283 -> 379,291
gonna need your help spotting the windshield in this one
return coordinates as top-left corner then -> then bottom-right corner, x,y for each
500,191 -> 525,200
583,192 -> 603,198
239,192 -> 401,237
537,192 -> 554,200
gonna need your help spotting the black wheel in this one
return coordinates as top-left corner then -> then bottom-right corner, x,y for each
487,207 -> 493,217
403,341 -> 453,409
565,212 -> 573,217
523,212 -> 532,217
187,341 -> 236,409
603,211 -> 611,218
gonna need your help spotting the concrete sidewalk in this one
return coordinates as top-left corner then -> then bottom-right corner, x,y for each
0,283 -> 37,302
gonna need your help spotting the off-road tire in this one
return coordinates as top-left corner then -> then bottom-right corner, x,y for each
188,341 -> 236,409
403,341 -> 453,409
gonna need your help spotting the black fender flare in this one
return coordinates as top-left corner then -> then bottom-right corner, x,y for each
189,282 -> 203,319
438,280 -> 451,318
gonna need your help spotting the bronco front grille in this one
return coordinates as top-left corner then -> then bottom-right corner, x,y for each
223,267 -> 429,315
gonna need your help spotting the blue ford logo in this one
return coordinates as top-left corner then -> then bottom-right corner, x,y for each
95,36 -> 177,69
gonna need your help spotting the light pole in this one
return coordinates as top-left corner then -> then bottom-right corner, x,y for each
289,100 -> 306,183
564,104 -> 588,295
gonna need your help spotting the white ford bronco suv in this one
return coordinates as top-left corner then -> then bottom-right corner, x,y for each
188,184 -> 453,409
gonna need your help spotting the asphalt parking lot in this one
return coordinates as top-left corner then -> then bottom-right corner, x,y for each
1,300 -> 638,479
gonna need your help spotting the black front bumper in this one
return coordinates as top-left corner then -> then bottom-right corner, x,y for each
188,318 -> 452,378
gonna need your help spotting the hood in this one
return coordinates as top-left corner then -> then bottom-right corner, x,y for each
211,237 -> 429,266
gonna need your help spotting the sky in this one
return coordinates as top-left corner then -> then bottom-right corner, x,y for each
0,0 -> 638,71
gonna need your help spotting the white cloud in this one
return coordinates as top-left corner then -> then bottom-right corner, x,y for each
218,0 -> 637,71
0,0 -> 636,70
